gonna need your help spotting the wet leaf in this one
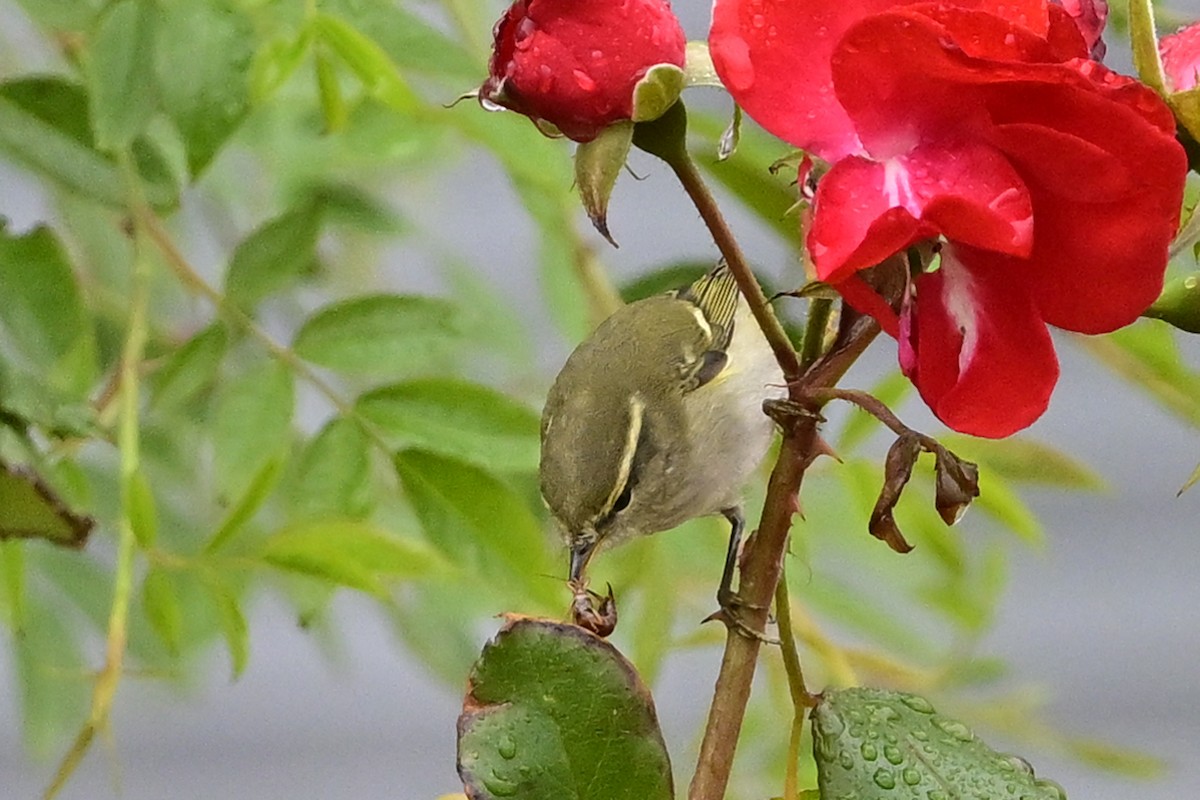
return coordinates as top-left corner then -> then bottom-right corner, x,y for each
0,460 -> 92,548
457,617 -> 673,800
812,687 -> 1067,800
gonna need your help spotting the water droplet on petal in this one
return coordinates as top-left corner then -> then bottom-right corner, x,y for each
573,69 -> 596,91
751,13 -> 766,28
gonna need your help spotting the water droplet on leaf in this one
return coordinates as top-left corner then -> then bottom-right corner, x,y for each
874,768 -> 896,789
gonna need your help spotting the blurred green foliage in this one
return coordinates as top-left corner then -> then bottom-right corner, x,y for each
0,0 -> 1194,797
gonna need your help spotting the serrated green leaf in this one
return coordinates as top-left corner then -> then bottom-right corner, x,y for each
0,222 -> 97,395
204,458 -> 284,554
154,0 -> 254,176
225,202 -> 323,308
293,294 -> 463,376
313,12 -> 420,113
812,688 -> 1066,800
86,0 -> 159,151
150,323 -> 229,411
212,361 -> 294,502
0,460 -> 93,547
202,573 -> 249,679
292,417 -> 372,520
458,617 -> 673,800
393,449 -> 555,606
361,380 -> 539,472
260,518 -> 442,596
124,467 -> 158,549
141,567 -> 183,655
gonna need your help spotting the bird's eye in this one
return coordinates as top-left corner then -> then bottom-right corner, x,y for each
612,481 -> 633,514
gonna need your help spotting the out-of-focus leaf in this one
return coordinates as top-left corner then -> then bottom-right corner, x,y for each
392,449 -> 556,607
801,571 -> 935,661
391,580 -> 497,684
315,50 -> 348,134
620,262 -> 708,303
124,467 -> 158,549
141,567 -> 183,655
0,222 -> 97,396
260,518 -> 442,596
940,435 -> 1105,490
212,361 -> 294,502
250,29 -> 314,102
361,380 -> 540,473
292,418 -> 372,520
1180,460 -> 1200,494
322,0 -> 477,80
457,617 -> 673,800
691,111 -> 797,243
14,597 -> 90,756
86,0 -> 159,151
0,78 -> 173,208
201,572 -> 249,679
225,202 -> 323,308
812,688 -> 1066,800
1079,322 -> 1200,425
204,458 -> 284,554
154,0 -> 254,175
310,183 -> 406,234
150,323 -> 229,411
293,295 -> 463,376
0,461 -> 92,548
973,469 -> 1043,547
312,12 -> 420,113
837,371 -> 912,454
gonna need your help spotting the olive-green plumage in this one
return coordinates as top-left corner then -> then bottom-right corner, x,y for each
539,264 -> 784,580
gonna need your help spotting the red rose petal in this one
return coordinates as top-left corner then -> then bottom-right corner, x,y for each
901,246 -> 1058,437
709,0 -> 900,160
1161,21 -> 1200,92
809,140 -> 1032,282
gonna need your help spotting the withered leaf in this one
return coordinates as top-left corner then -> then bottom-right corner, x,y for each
868,433 -> 920,553
934,446 -> 981,525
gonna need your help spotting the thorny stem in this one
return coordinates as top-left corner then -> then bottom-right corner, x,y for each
43,151 -> 151,800
651,122 -> 881,799
135,210 -> 393,455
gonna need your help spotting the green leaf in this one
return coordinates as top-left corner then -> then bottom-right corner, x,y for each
0,77 -> 175,208
141,567 -> 183,655
812,688 -> 1067,800
14,597 -> 90,755
0,222 -> 97,395
312,12 -> 420,113
393,450 -> 555,606
260,518 -> 443,596
293,294 -> 463,376
291,417 -> 372,520
212,361 -> 294,502
124,467 -> 158,549
315,49 -> 349,134
202,573 -> 250,679
249,28 -> 314,102
321,0 -> 477,80
150,323 -> 229,411
1081,323 -> 1200,426
225,202 -> 323,308
939,435 -> 1105,490
0,460 -> 93,548
204,458 -> 285,554
360,380 -> 540,473
154,0 -> 255,176
457,617 -> 673,800
86,0 -> 159,151
574,120 -> 633,246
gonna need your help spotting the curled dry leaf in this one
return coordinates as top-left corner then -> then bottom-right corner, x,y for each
868,433 -> 921,554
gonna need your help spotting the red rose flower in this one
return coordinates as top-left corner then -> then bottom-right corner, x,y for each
480,0 -> 686,142
711,0 -> 1186,437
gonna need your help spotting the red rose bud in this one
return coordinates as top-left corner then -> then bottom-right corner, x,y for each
480,0 -> 686,142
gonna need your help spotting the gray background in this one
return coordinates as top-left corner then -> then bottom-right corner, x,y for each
3,2 -> 1200,798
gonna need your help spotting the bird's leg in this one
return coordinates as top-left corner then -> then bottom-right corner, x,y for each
710,506 -> 779,644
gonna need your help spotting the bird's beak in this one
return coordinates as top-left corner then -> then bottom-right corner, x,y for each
569,538 -> 597,583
